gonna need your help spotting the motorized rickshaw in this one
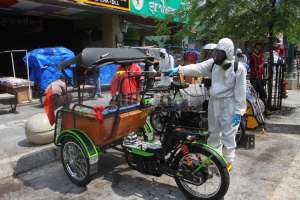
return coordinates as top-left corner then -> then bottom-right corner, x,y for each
53,48 -> 230,200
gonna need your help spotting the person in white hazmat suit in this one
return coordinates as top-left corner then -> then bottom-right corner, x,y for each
168,38 -> 247,169
159,48 -> 175,86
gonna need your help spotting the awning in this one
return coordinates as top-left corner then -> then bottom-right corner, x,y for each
0,0 -> 127,20
0,0 -> 183,21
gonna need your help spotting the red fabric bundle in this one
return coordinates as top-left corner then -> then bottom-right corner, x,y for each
94,106 -> 105,123
44,86 -> 55,125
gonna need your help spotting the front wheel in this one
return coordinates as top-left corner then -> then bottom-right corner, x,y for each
174,145 -> 230,200
61,138 -> 91,186
150,108 -> 168,133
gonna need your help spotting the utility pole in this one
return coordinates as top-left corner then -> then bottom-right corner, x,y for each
267,0 -> 276,110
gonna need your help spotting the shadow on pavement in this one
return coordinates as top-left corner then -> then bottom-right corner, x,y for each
14,150 -> 186,199
0,108 -> 19,115
17,139 -> 41,147
14,147 -> 57,175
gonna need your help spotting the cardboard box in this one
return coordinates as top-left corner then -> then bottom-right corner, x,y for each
14,86 -> 32,103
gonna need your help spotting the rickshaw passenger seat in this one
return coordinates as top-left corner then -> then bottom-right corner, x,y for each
102,103 -> 141,116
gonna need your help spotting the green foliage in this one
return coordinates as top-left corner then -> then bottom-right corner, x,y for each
160,0 -> 300,44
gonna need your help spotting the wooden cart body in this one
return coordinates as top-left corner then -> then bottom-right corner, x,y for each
58,104 -> 149,146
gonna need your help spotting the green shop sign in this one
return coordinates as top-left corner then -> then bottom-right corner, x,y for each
130,0 -> 182,20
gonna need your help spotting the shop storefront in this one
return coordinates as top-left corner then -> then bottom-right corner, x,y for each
0,0 -> 182,79
0,0 -> 128,78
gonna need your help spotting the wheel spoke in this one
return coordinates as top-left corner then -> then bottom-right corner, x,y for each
179,153 -> 222,198
62,141 -> 88,182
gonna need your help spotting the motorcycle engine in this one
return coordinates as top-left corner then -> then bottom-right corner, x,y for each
123,133 -> 163,176
126,152 -> 163,176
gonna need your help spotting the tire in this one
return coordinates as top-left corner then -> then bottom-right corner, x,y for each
149,108 -> 168,133
61,137 -> 91,186
150,108 -> 179,133
174,145 -> 230,200
236,117 -> 246,145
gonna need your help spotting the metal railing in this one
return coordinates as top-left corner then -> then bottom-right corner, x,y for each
265,62 -> 286,111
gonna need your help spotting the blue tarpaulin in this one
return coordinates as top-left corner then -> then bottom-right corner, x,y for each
99,64 -> 118,85
23,47 -> 75,90
24,47 -> 120,90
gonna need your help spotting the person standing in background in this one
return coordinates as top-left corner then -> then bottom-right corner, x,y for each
159,48 -> 174,86
236,48 -> 248,64
249,43 -> 267,105
236,48 -> 249,71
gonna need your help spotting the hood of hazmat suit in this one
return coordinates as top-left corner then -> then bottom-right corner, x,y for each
215,38 -> 235,61
203,43 -> 217,50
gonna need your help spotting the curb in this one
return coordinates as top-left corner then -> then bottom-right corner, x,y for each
0,145 -> 59,179
265,123 -> 300,134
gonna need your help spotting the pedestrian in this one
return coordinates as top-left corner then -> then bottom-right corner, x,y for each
168,38 -> 247,171
92,68 -> 103,98
86,67 -> 103,98
236,48 -> 249,71
236,48 -> 248,64
249,43 -> 267,106
200,43 -> 217,61
159,48 -> 175,86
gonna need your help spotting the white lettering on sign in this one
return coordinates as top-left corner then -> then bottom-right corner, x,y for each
93,0 -> 120,6
149,0 -> 176,15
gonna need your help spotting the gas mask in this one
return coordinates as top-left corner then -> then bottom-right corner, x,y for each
220,60 -> 232,70
214,50 -> 226,65
214,50 -> 231,70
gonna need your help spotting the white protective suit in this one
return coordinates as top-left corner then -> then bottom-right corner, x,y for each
236,48 -> 248,64
178,38 -> 247,162
159,48 -> 175,86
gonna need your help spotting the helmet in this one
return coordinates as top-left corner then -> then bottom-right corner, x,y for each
236,48 -> 242,54
216,38 -> 234,60
160,48 -> 167,54
203,43 -> 217,50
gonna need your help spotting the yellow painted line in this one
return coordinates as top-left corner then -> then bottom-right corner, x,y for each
78,0 -> 130,11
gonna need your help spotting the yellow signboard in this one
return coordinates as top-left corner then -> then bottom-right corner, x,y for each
78,0 -> 130,11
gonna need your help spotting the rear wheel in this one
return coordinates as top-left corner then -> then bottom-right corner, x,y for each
174,145 -> 230,200
61,138 -> 91,186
